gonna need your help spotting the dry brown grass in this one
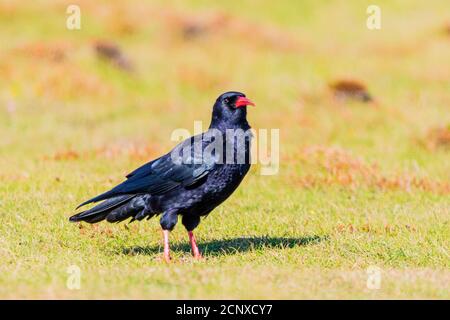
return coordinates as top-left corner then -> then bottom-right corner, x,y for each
44,141 -> 161,162
93,40 -> 133,71
13,41 -> 72,63
294,146 -> 450,194
444,22 -> 450,35
2,41 -> 113,100
329,79 -> 373,103
161,9 -> 301,51
35,63 -> 112,99
334,222 -> 417,235
424,126 -> 450,150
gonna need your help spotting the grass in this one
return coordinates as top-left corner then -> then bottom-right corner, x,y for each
0,0 -> 449,299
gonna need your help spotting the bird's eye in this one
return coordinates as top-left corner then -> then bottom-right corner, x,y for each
223,98 -> 229,104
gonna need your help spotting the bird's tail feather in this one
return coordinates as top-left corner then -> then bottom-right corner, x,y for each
69,194 -> 154,224
75,189 -> 118,209
106,195 -> 154,223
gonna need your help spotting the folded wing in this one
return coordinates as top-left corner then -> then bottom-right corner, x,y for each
76,135 -> 215,209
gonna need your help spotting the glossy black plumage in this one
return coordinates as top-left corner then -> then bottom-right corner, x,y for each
70,92 -> 253,233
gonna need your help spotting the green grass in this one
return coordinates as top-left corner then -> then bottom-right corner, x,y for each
0,0 -> 449,299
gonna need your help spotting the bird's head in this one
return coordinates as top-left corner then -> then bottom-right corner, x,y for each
210,91 -> 255,130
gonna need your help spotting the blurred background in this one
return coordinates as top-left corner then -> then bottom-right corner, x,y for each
0,0 -> 449,299
1,0 -> 449,176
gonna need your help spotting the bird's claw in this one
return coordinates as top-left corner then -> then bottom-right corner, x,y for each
163,254 -> 172,263
194,253 -> 204,260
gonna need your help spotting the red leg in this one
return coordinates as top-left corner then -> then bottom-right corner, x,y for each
162,230 -> 171,263
188,231 -> 202,259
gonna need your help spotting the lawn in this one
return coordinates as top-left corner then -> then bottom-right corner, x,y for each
0,0 -> 449,299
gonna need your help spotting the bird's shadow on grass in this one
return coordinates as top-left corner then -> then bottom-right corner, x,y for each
121,235 -> 327,258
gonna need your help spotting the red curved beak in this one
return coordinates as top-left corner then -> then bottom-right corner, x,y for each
235,96 -> 255,108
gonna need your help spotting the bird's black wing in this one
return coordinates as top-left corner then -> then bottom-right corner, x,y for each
77,135 -> 216,208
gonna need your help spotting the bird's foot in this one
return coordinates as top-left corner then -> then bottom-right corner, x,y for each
192,247 -> 203,260
193,252 -> 203,260
163,253 -> 172,263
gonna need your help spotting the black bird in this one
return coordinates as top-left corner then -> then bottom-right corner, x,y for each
70,92 -> 255,262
